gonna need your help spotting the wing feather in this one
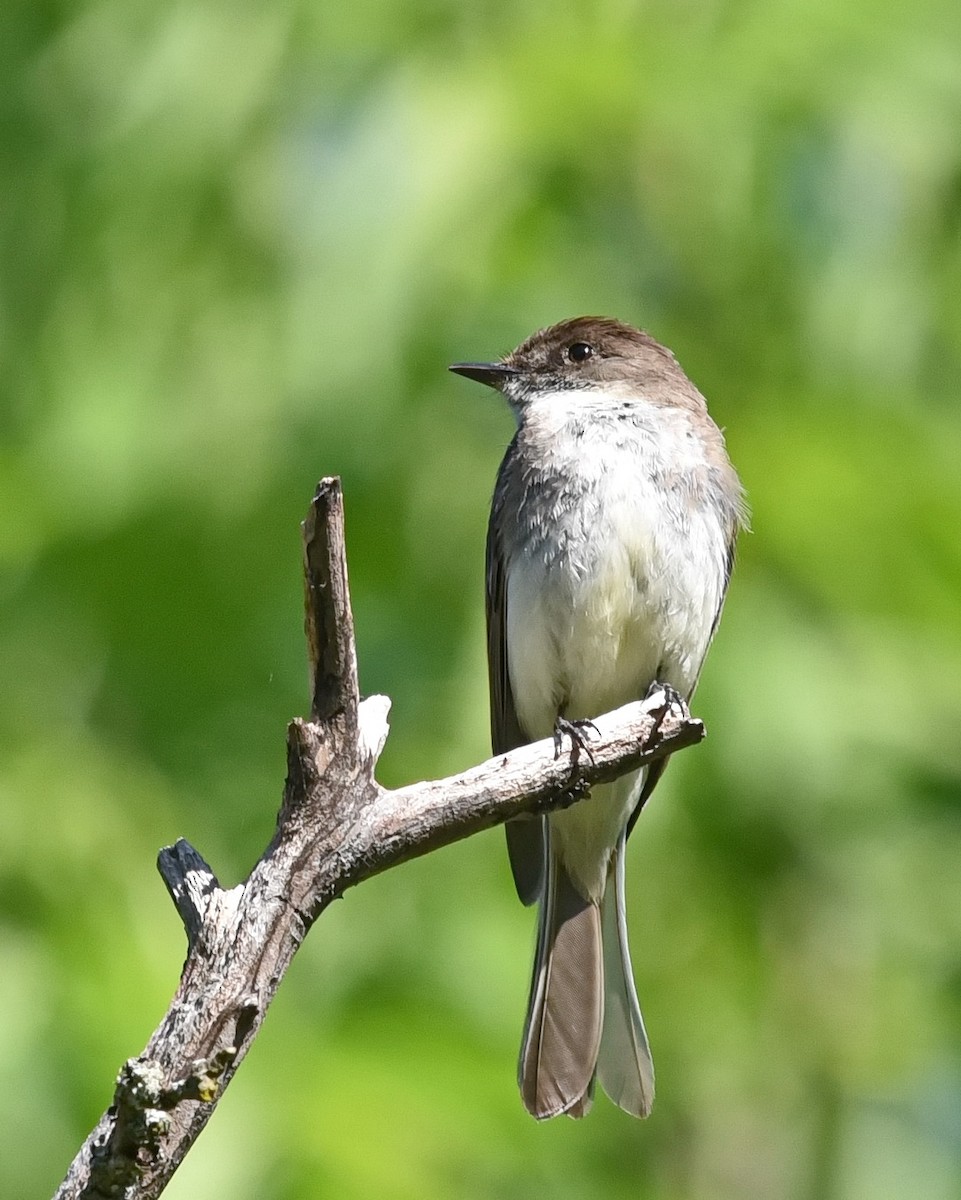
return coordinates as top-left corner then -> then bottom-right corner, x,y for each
486,470 -> 545,904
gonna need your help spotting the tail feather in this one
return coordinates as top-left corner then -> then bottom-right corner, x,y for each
505,816 -> 546,906
596,834 -> 655,1117
519,854 -> 603,1119
564,1080 -> 595,1119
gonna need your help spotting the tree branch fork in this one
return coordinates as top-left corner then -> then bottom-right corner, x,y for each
54,477 -> 705,1200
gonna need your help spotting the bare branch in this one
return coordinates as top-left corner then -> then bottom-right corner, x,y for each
358,690 -> 701,878
53,478 -> 705,1199
302,477 -> 359,726
157,841 -> 221,947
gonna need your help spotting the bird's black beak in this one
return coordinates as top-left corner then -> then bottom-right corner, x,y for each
449,362 -> 519,389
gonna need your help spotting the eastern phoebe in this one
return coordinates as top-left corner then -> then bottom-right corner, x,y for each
450,317 -> 745,1120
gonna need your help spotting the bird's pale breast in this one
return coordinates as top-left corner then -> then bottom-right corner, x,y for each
504,393 -> 727,741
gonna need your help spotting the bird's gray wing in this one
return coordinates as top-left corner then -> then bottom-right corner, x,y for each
487,505 -> 545,905
627,530 -> 740,838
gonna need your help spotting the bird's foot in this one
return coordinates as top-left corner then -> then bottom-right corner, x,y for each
553,716 -> 600,768
644,681 -> 685,740
552,776 -> 593,810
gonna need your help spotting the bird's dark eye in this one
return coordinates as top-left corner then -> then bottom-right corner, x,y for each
567,342 -> 594,363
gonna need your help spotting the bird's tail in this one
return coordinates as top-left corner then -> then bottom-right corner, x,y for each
518,833 -> 654,1119
519,851 -> 603,1118
597,832 -> 655,1117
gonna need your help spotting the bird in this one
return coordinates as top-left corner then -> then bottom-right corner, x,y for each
450,317 -> 746,1119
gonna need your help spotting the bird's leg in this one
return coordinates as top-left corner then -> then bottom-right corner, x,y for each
644,680 -> 685,740
547,716 -> 599,811
553,715 -> 600,768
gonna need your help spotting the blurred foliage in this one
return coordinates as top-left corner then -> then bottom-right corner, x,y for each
2,0 -> 961,1196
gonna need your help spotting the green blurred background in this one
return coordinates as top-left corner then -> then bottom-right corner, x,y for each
3,0 -> 961,1196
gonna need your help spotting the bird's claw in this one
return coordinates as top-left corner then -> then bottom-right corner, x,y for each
553,716 -> 600,768
644,681 -> 685,740
552,777 -> 592,810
